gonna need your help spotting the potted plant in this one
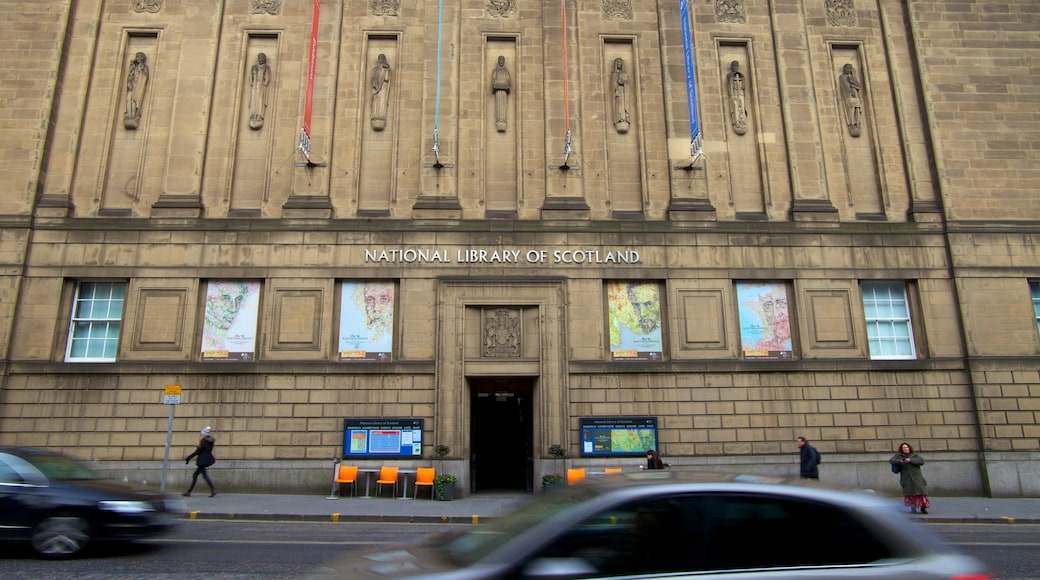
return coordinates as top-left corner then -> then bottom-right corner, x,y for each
543,444 -> 567,493
434,474 -> 457,501
541,473 -> 565,490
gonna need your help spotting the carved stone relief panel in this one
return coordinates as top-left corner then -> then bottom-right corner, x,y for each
716,0 -> 745,24
371,0 -> 399,17
826,0 -> 857,27
131,0 -> 163,14
488,0 -> 516,18
603,0 -> 633,21
482,308 -> 521,358
252,0 -> 282,16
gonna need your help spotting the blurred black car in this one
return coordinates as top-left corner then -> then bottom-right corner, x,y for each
313,470 -> 991,579
0,446 -> 185,558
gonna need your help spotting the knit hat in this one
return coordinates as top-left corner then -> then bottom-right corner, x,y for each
201,426 -> 212,436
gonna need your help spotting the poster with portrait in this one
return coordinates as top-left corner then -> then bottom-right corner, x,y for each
607,281 -> 663,361
737,281 -> 793,360
201,280 -> 261,361
338,280 -> 394,362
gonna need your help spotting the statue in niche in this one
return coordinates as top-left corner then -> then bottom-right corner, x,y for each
610,58 -> 631,134
725,61 -> 748,136
248,53 -> 272,130
838,63 -> 864,137
491,56 -> 512,132
370,54 -> 391,131
123,52 -> 149,130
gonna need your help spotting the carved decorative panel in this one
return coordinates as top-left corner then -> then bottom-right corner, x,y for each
131,0 -> 162,14
716,0 -> 745,24
482,308 -> 521,358
371,0 -> 399,17
252,0 -> 282,16
488,0 -> 516,18
826,0 -> 857,27
603,0 -> 633,21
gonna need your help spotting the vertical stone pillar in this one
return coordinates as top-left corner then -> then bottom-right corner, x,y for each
770,0 -> 837,222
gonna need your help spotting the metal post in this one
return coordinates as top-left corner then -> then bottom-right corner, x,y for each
326,457 -> 341,499
160,404 -> 174,492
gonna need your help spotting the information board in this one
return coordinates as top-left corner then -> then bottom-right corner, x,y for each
580,417 -> 658,457
342,418 -> 423,458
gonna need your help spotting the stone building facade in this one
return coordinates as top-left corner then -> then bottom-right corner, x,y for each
0,0 -> 1037,496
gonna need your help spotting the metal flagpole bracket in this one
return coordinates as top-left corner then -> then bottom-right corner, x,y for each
423,129 -> 455,170
548,129 -> 579,171
295,128 -> 327,168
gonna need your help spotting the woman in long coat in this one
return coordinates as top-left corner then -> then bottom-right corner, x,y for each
889,442 -> 929,513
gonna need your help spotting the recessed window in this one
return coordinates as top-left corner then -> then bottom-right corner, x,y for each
66,281 -> 125,362
861,281 -> 915,360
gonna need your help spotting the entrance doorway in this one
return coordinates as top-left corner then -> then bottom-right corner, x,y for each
469,377 -> 534,493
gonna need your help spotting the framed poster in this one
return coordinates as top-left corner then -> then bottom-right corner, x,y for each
607,281 -> 663,361
580,417 -> 659,457
201,280 -> 260,361
338,280 -> 394,362
342,418 -> 423,458
736,281 -> 793,360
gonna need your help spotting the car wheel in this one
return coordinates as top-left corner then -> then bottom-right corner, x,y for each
31,514 -> 91,558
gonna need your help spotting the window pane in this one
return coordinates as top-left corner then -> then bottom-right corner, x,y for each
862,282 -> 915,360
1031,282 -> 1040,333
66,282 -> 125,362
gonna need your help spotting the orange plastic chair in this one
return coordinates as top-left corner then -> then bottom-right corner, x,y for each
334,464 -> 359,497
604,467 -> 623,475
567,468 -> 586,485
375,466 -> 399,498
413,467 -> 436,500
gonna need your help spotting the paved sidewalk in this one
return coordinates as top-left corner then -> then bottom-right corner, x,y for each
176,492 -> 1040,525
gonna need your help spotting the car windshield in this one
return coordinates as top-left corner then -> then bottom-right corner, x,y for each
26,451 -> 99,481
441,486 -> 602,565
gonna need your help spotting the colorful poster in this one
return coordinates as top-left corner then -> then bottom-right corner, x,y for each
580,417 -> 659,457
201,280 -> 260,361
607,281 -> 663,361
737,281 -> 793,360
338,281 -> 394,362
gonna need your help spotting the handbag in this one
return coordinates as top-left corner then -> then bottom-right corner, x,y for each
891,463 -> 900,474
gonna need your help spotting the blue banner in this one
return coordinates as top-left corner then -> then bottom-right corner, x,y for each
679,0 -> 700,149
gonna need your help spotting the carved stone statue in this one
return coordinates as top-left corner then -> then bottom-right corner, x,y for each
123,52 -> 149,130
838,63 -> 863,137
725,61 -> 748,136
610,57 -> 631,134
491,56 -> 512,132
248,53 -> 271,130
370,54 -> 391,131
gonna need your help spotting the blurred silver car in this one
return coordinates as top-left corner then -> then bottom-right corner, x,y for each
0,447 -> 185,558
313,471 -> 991,579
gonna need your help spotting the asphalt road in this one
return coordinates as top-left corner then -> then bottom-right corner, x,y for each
0,520 -> 1037,579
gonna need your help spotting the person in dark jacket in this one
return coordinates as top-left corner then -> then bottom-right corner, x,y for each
645,449 -> 666,470
796,436 -> 819,479
889,442 -> 929,513
184,426 -> 217,497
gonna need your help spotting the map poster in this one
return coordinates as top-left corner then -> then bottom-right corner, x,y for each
580,417 -> 658,457
338,281 -> 394,362
201,280 -> 260,361
607,281 -> 663,361
736,281 -> 793,360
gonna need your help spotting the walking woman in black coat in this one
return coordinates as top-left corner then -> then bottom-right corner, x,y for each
184,426 -> 217,497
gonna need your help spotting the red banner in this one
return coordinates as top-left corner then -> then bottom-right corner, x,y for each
303,0 -> 320,139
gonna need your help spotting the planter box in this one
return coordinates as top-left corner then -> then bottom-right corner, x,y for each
435,482 -> 455,501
